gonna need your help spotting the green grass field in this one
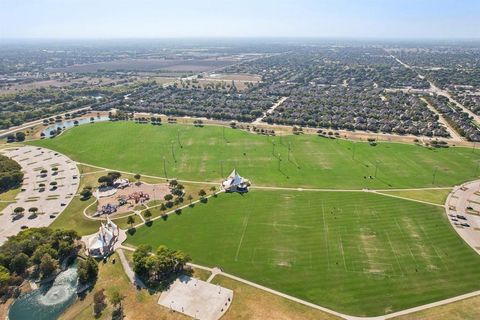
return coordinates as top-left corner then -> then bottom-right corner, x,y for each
25,121 -> 480,316
126,191 -> 480,316
29,121 -> 480,189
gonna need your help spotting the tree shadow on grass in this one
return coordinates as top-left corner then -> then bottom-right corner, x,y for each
127,228 -> 136,236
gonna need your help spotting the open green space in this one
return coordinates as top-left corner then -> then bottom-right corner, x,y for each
29,121 -> 480,189
126,191 -> 480,316
50,196 -> 100,235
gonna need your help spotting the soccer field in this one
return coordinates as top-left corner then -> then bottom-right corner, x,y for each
27,121 -> 480,316
30,121 -> 480,189
126,191 -> 480,316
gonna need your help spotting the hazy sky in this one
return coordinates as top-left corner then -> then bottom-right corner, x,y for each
1,0 -> 478,39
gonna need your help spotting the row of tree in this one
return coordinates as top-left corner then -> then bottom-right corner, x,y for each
0,155 -> 23,193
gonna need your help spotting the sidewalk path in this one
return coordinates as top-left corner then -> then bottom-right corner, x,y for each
117,248 -> 146,289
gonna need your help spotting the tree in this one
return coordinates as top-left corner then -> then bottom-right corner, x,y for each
198,189 -> 206,198
144,209 -> 152,221
164,194 -> 173,201
98,175 -> 113,187
0,265 -> 11,290
28,207 -> 38,214
10,253 -> 29,275
93,289 -> 106,316
133,245 -> 151,276
169,180 -> 178,188
80,188 -> 92,200
134,173 -> 141,184
160,203 -> 167,212
39,253 -> 57,278
13,207 -> 24,215
77,256 -> 98,284
32,244 -> 58,265
127,215 -> 135,228
187,194 -> 193,204
210,186 -> 217,194
15,132 -> 26,142
107,171 -> 121,180
109,289 -> 125,311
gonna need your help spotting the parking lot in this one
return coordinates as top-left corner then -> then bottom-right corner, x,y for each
0,146 -> 79,244
446,180 -> 480,253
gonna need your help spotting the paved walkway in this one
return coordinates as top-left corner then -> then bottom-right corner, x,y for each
117,248 -> 146,289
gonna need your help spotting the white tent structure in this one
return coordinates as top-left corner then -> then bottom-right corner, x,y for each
221,169 -> 250,193
87,217 -> 119,257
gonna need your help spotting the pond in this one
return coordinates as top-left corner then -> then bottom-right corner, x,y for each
9,263 -> 79,320
42,115 -> 110,137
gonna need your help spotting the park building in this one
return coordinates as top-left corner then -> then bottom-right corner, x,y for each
87,218 -> 119,257
221,169 -> 250,193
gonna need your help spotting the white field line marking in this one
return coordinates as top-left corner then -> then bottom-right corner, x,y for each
235,216 -> 249,262
339,235 -> 348,271
257,222 -> 313,229
322,201 -> 330,270
386,233 -> 404,277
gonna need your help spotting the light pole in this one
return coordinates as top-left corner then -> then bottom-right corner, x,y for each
272,140 -> 276,157
288,142 -> 291,162
374,160 -> 380,178
171,140 -> 176,162
432,166 -> 438,184
163,156 -> 167,178
220,160 -> 224,177
475,160 -> 480,177
352,142 -> 356,160
177,128 -> 182,148
278,153 -> 282,171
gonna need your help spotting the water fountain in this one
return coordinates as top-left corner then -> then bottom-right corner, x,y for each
9,263 -> 79,320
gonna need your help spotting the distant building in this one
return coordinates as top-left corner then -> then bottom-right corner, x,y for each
221,169 -> 250,193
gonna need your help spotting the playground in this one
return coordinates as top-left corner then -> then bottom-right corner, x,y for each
95,182 -> 170,216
